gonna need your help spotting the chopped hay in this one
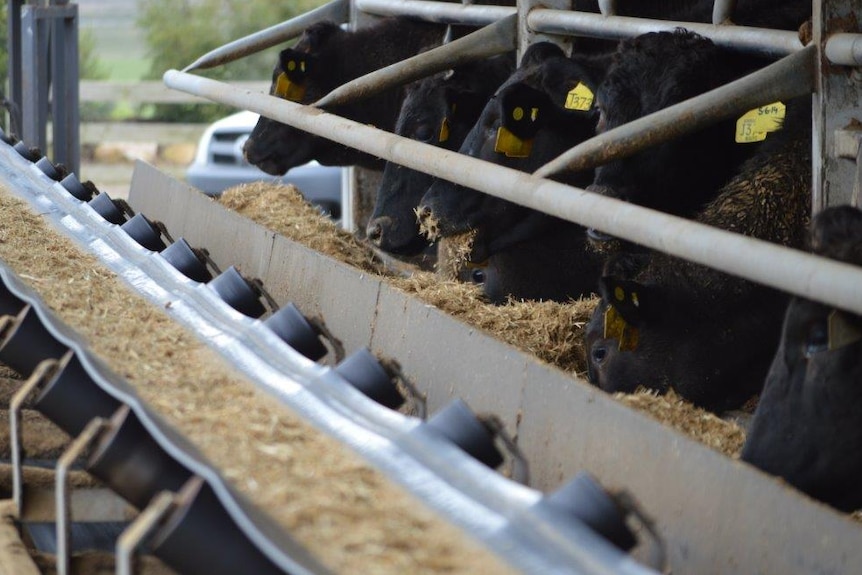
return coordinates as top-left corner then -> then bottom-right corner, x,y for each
416,207 -> 439,242
852,510 -> 862,524
0,189 -> 514,575
221,183 -> 594,374
219,182 -> 753,458
616,389 -> 746,457
219,183 -> 384,274
436,232 -> 476,280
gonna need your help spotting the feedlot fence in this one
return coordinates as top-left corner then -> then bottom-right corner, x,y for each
164,0 -> 862,316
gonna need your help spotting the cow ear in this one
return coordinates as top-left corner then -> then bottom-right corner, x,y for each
520,42 -> 566,68
498,83 -> 549,139
297,21 -> 342,52
599,276 -> 652,327
279,50 -> 315,84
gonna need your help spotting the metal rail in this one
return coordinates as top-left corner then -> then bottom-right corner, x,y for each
534,44 -> 817,177
163,69 -> 862,316
182,0 -> 351,72
527,9 -> 804,58
357,0 -> 515,25
314,14 -> 518,108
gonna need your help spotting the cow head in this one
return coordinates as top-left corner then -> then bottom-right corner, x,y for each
586,253 -> 778,412
586,30 -> 760,244
367,55 -> 514,255
244,18 -> 444,174
244,22 -> 351,174
417,43 -> 606,263
741,205 -> 862,512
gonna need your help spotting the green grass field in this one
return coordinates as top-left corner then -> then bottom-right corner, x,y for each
79,0 -> 149,81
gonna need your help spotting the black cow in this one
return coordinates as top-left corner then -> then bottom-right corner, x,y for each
741,206 -> 862,512
244,18 -> 445,174
585,6 -> 810,243
416,43 -> 609,303
366,54 -> 515,256
585,31 -> 767,229
585,99 -> 812,412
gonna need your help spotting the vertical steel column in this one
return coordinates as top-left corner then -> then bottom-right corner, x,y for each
346,0 -> 384,233
49,0 -> 79,173
7,0 -> 25,135
18,1 -> 80,171
518,0 -> 573,61
813,0 -> 862,210
20,1 -> 51,151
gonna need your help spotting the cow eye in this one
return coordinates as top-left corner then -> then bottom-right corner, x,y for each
803,319 -> 829,358
413,124 -> 435,142
470,268 -> 485,284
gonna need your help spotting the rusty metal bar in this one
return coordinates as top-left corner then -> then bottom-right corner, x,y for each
116,491 -> 177,575
534,44 -> 816,178
182,0 -> 350,72
824,33 -> 862,66
314,14 -> 517,108
56,417 -> 110,575
162,69 -> 862,316
355,0 -> 515,26
9,357 -> 63,514
527,8 -> 804,57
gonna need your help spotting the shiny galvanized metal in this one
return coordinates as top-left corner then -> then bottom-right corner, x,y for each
314,14 -> 517,108
527,8 -> 805,58
356,0 -> 515,25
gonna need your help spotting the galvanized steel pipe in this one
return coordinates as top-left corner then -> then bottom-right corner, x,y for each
535,44 -> 816,178
314,14 -> 517,108
182,0 -> 350,72
527,9 -> 804,58
356,0 -> 515,26
164,69 -> 862,315
825,33 -> 862,66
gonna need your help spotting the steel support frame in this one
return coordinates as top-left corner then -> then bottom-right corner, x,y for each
813,0 -> 862,210
15,0 -> 79,173
517,0 -> 573,61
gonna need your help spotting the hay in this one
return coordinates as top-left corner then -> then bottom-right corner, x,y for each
219,183 -> 384,274
435,233 -> 476,280
0,189 -> 513,575
221,183 -> 594,374
0,410 -> 69,460
219,182 -> 760,457
616,389 -> 746,457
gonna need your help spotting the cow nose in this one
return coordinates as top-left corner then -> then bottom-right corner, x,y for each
367,221 -> 383,244
415,205 -> 432,223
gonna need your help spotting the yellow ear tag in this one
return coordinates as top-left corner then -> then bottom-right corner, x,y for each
565,82 -> 594,111
494,126 -> 533,158
439,117 -> 450,143
274,72 -> 306,102
828,309 -> 862,351
735,101 -> 785,143
603,306 -> 639,352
